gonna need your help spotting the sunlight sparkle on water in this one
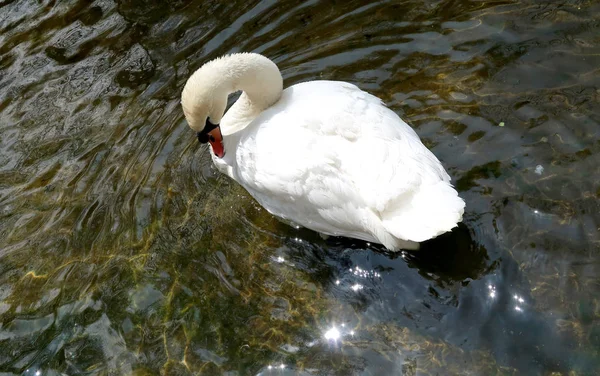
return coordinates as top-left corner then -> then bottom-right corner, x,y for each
349,266 -> 381,279
513,294 -> 526,311
324,327 -> 341,341
336,266 -> 383,292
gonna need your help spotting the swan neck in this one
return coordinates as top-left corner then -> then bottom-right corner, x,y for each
182,53 -> 283,131
227,54 -> 283,112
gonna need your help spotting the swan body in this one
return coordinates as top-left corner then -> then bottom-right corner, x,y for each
182,53 -> 464,251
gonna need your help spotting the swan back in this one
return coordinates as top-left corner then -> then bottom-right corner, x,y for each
231,81 -> 464,248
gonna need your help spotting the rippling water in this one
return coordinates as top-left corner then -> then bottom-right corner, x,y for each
1,0 -> 599,375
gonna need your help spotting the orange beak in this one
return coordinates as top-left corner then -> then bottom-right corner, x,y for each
208,126 -> 225,158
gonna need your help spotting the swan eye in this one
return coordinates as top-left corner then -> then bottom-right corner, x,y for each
197,132 -> 209,144
197,118 -> 220,144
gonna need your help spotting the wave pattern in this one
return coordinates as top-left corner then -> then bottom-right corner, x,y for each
0,0 -> 599,374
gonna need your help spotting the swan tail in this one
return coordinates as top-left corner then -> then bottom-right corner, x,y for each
362,210 -> 420,252
380,181 -> 465,243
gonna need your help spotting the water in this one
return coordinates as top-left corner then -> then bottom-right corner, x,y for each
1,0 -> 599,374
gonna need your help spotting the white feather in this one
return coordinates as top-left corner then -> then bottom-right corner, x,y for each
181,53 -> 465,251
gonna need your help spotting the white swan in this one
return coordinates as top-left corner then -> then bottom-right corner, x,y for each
181,53 -> 464,251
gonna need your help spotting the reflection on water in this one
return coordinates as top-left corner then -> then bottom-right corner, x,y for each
1,0 -> 599,375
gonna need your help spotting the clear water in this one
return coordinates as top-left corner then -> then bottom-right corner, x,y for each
0,0 -> 599,375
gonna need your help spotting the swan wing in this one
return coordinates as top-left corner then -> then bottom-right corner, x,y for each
235,92 -> 363,234
234,81 -> 463,242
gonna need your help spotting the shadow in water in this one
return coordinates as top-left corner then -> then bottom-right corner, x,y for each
323,222 -> 491,284
281,223 -> 599,375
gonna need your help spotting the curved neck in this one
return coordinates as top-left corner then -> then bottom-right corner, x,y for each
182,53 -> 283,132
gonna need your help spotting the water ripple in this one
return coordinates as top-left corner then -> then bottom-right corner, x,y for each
0,0 -> 599,375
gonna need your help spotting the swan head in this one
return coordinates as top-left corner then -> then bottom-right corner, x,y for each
181,53 -> 283,159
181,61 -> 229,158
195,117 -> 225,158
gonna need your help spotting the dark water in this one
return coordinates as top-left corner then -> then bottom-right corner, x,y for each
1,0 -> 599,375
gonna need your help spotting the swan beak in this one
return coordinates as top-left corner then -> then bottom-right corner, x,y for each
207,126 -> 225,158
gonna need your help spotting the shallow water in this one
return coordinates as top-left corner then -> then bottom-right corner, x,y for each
1,0 -> 599,375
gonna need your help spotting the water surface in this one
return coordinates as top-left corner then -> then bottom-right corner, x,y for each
0,0 -> 599,375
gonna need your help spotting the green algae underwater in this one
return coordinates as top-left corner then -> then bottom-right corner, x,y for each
0,0 -> 599,375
